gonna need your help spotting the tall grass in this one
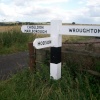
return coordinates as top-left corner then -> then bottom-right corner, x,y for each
0,27 -> 35,54
0,25 -> 92,54
0,63 -> 99,100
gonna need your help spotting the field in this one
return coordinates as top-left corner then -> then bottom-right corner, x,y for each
0,25 -> 21,32
0,25 -> 99,100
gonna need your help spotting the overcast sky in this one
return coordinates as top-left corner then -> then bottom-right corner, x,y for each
0,0 -> 100,24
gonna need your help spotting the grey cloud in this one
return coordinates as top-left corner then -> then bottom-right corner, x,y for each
0,8 -> 6,16
73,15 -> 99,24
19,7 -> 51,17
33,9 -> 51,15
12,0 -> 33,6
88,7 -> 100,17
85,0 -> 100,17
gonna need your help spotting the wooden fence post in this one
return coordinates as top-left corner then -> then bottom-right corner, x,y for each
28,42 -> 36,71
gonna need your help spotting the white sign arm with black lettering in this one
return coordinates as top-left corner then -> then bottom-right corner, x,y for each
61,25 -> 100,37
21,25 -> 50,34
33,37 -> 53,49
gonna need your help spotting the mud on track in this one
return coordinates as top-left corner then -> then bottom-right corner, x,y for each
0,51 -> 29,80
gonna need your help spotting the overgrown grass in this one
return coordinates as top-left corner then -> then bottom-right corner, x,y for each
0,63 -> 99,100
0,27 -> 35,54
0,25 -> 99,100
0,25 -> 92,54
62,35 -> 91,42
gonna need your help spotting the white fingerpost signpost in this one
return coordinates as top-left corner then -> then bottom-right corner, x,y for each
21,20 -> 100,80
50,20 -> 62,80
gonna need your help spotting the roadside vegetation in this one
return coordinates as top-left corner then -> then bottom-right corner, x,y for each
0,25 -> 91,55
0,25 -> 99,100
0,63 -> 99,100
0,26 -> 35,54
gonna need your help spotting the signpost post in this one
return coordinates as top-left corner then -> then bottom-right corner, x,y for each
21,20 -> 100,80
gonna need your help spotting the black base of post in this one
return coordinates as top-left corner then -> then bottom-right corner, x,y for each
50,47 -> 61,64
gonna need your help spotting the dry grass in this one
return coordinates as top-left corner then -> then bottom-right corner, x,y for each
0,25 -> 91,42
0,25 -> 21,33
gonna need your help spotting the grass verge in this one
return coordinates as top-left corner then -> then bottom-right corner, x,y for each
0,63 -> 99,100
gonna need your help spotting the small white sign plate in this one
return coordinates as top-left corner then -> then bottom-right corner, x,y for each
21,25 -> 50,34
33,37 -> 53,49
61,25 -> 100,37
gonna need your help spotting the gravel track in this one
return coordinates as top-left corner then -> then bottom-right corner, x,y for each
0,51 -> 29,80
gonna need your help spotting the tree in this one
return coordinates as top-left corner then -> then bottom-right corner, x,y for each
72,22 -> 75,24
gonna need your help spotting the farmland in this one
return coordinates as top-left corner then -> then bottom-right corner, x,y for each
0,25 -> 21,32
0,25 -> 99,100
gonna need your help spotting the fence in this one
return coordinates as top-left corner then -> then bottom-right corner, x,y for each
28,40 -> 100,76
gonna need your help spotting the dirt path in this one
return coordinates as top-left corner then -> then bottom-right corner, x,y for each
0,51 -> 29,80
